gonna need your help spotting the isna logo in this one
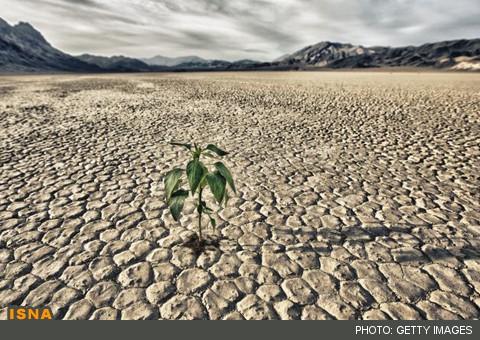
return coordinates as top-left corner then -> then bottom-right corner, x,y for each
8,306 -> 53,320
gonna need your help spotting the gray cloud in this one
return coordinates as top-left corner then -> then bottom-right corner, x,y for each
2,0 -> 479,61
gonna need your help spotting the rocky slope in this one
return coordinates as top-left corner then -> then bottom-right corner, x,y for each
0,18 -> 99,73
279,40 -> 480,69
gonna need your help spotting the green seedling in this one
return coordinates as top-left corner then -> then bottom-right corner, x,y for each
164,142 -> 236,244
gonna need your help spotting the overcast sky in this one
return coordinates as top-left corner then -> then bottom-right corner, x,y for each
2,0 -> 479,61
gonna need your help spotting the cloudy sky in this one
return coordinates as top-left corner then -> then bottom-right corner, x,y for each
2,0 -> 479,61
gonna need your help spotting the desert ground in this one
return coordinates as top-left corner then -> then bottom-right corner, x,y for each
0,71 -> 479,320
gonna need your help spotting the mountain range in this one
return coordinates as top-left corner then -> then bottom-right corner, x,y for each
141,55 -> 210,67
0,17 -> 479,73
278,40 -> 480,70
76,54 -> 152,72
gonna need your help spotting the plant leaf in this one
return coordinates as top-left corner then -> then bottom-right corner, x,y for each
186,160 -> 206,194
214,162 -> 236,193
170,142 -> 192,151
209,217 -> 216,229
206,171 -> 226,204
206,144 -> 228,156
168,189 -> 188,221
164,168 -> 183,202
224,188 -> 229,206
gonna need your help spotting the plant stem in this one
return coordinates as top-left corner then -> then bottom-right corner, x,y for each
198,187 -> 203,241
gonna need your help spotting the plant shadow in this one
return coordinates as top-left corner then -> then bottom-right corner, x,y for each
183,233 -> 220,255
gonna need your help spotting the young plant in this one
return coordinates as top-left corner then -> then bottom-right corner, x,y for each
164,142 -> 236,243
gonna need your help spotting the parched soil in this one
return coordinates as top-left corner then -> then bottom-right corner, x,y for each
0,71 -> 479,320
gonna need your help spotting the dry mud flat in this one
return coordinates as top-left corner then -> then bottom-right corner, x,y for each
0,71 -> 479,320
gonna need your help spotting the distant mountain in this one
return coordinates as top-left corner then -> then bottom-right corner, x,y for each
76,54 -> 151,72
141,55 -> 208,67
0,17 -> 99,73
141,55 -> 260,69
175,59 -> 232,69
233,59 -> 261,65
277,40 -> 480,69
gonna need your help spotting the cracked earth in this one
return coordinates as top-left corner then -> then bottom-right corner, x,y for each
0,71 -> 479,320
